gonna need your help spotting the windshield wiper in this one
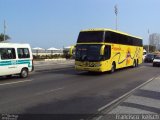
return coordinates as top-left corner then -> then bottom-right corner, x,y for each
81,55 -> 87,61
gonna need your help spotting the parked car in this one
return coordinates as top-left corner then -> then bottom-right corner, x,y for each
143,49 -> 147,60
144,53 -> 156,63
153,56 -> 160,67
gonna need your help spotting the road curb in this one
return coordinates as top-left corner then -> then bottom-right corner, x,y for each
91,75 -> 160,120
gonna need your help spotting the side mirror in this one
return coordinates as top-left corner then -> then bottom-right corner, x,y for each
100,45 -> 105,55
69,45 -> 76,56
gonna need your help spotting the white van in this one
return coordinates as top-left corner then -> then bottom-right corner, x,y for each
0,43 -> 34,78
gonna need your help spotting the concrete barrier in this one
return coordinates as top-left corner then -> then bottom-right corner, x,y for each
44,58 -> 66,61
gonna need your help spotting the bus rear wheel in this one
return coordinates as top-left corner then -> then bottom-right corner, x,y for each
136,60 -> 139,67
132,60 -> 136,68
20,68 -> 28,78
110,63 -> 116,73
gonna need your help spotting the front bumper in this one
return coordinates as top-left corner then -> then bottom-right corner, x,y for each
75,66 -> 103,72
75,61 -> 110,72
153,62 -> 160,66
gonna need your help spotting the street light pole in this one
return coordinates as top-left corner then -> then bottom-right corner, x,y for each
148,29 -> 150,53
4,20 -> 6,41
114,4 -> 118,30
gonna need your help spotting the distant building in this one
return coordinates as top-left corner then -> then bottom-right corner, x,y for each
32,48 -> 63,56
0,40 -> 10,43
149,33 -> 160,51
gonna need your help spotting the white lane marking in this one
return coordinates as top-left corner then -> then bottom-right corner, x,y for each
155,76 -> 160,79
0,80 -> 32,86
131,66 -> 146,70
35,87 -> 64,96
0,87 -> 64,105
98,77 -> 155,112
95,116 -> 103,120
35,62 -> 74,67
138,66 -> 145,69
35,64 -> 66,67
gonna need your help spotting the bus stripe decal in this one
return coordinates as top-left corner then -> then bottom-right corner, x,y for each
112,47 -> 140,65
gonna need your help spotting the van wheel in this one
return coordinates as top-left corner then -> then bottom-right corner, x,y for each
110,63 -> 116,73
20,68 -> 28,78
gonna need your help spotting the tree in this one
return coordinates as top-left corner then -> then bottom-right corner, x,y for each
143,45 -> 156,53
0,33 -> 10,42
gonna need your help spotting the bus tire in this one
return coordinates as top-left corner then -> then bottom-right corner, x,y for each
20,68 -> 28,78
136,60 -> 139,67
110,62 -> 116,73
132,60 -> 136,68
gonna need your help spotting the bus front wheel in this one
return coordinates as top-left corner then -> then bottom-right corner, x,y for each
110,63 -> 116,73
132,60 -> 136,68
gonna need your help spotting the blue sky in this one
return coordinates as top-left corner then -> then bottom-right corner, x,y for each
0,0 -> 160,49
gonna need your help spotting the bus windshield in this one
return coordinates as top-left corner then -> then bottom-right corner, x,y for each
75,44 -> 103,62
77,31 -> 104,43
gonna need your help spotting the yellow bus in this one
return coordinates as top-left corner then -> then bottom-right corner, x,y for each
73,28 -> 143,73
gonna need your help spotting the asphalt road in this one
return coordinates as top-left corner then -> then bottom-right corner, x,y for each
0,62 -> 159,119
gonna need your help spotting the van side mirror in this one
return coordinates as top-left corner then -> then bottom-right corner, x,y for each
100,45 -> 105,55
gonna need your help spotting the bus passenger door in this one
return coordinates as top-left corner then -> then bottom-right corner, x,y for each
104,45 -> 111,60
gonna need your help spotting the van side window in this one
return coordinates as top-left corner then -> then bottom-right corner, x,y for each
17,48 -> 30,58
0,48 -> 16,60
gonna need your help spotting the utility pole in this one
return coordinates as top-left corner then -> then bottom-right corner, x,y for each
148,29 -> 150,53
114,4 -> 118,30
4,20 -> 6,41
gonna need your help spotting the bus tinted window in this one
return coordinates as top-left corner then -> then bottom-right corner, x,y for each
104,45 -> 111,60
77,31 -> 104,43
105,31 -> 142,46
105,31 -> 118,43
0,48 -> 16,60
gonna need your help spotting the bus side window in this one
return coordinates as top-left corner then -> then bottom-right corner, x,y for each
104,45 -> 111,60
105,31 -> 118,44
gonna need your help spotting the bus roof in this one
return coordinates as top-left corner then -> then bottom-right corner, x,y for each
80,28 -> 142,40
